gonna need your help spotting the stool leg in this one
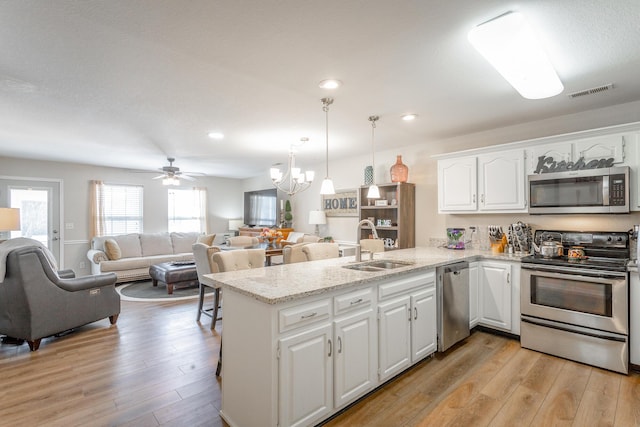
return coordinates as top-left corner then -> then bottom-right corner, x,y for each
196,283 -> 205,322
216,336 -> 222,377
211,288 -> 221,329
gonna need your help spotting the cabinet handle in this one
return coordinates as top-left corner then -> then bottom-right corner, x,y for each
301,312 -> 317,319
473,194 -> 476,203
338,336 -> 342,354
328,339 -> 332,357
507,273 -> 510,284
481,194 -> 485,204
414,307 -> 418,320
350,298 -> 363,306
408,307 -> 412,321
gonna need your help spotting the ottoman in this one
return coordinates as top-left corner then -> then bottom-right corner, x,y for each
149,261 -> 199,295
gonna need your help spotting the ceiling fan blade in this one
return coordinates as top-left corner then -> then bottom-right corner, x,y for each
180,174 -> 196,181
152,174 -> 166,180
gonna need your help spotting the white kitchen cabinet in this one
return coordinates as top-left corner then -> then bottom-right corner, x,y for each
478,261 -> 512,331
477,150 -> 526,211
575,134 -> 625,164
377,271 -> 437,381
279,323 -> 333,427
468,261 -> 479,328
333,308 -> 377,408
438,150 -> 526,213
526,142 -> 573,174
437,156 -> 477,211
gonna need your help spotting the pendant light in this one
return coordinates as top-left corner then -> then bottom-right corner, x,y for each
367,115 -> 380,199
320,97 -> 335,195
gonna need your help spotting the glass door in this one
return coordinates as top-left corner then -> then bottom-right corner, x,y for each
0,178 -> 62,265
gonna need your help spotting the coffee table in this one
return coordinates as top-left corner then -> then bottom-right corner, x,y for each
149,261 -> 199,295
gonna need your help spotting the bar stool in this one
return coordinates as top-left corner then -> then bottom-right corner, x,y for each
192,243 -> 222,329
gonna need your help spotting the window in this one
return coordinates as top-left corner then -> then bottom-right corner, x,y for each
92,181 -> 143,236
168,187 -> 207,233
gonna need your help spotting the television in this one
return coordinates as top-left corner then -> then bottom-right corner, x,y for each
244,188 -> 278,227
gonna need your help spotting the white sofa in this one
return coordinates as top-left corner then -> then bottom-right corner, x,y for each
87,232 -> 211,283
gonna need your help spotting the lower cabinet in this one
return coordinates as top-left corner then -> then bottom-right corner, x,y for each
220,270 -> 437,427
477,260 -> 520,335
378,273 -> 436,381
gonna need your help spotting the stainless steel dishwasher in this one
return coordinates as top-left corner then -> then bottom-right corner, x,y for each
437,261 -> 470,352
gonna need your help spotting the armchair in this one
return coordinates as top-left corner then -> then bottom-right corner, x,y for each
0,245 -> 120,351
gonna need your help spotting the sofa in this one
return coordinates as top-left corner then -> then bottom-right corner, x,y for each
87,232 -> 214,283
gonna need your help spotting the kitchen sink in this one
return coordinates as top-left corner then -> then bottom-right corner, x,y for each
342,259 -> 414,272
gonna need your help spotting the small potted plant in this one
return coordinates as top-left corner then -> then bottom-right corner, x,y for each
284,200 -> 293,227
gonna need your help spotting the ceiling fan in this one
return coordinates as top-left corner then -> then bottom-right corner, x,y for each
153,157 -> 197,185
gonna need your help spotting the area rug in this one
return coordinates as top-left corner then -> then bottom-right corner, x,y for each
116,280 -> 213,302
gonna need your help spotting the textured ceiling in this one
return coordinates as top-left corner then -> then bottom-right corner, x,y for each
0,0 -> 639,178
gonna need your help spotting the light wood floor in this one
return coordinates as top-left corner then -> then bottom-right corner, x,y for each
2,295 -> 640,427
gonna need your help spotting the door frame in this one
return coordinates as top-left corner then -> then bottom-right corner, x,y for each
0,175 -> 64,268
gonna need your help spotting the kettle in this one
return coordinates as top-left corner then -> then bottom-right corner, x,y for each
531,240 -> 563,258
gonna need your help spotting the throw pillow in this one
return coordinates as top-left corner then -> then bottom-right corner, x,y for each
104,238 -> 122,260
197,233 -> 216,246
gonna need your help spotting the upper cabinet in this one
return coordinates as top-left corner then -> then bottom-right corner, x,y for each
438,149 -> 526,213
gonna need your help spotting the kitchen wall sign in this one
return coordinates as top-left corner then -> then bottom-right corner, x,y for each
533,155 -> 614,174
322,189 -> 358,217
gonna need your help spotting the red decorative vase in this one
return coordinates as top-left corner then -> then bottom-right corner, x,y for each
390,155 -> 408,183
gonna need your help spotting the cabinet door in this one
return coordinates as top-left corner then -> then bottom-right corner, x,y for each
438,156 -> 477,212
333,309 -> 377,408
279,324 -> 333,427
575,135 -> 625,164
411,287 -> 437,362
378,296 -> 411,381
468,262 -> 479,328
478,262 -> 512,331
631,271 -> 640,365
478,150 -> 526,211
527,143 -> 573,174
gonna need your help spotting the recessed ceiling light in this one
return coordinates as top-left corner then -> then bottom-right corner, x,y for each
318,79 -> 342,89
207,132 -> 224,140
401,114 -> 418,121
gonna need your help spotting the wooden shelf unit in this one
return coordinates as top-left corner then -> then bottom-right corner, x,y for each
358,182 -> 415,249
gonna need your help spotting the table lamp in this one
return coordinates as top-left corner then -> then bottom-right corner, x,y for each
308,210 -> 326,236
0,208 -> 21,242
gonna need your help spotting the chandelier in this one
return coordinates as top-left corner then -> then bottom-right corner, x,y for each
270,138 -> 315,196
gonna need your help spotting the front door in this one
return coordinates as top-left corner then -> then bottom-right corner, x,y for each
0,178 -> 62,265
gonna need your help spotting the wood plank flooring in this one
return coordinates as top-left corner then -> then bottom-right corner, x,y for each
2,294 -> 640,426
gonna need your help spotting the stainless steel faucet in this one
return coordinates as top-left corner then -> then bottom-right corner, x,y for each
355,219 -> 379,262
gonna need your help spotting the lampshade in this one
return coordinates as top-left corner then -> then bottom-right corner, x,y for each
468,11 -> 563,99
308,210 -> 327,225
228,219 -> 243,231
0,208 -> 21,231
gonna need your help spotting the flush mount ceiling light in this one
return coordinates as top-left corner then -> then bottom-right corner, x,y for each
270,138 -> 315,196
319,97 -> 336,195
318,79 -> 342,90
367,115 -> 380,199
401,114 -> 418,121
207,131 -> 224,140
468,11 -> 564,99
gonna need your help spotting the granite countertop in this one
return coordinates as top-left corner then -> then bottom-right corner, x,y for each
201,246 -> 527,305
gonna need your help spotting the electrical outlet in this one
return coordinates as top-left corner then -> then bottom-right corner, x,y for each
79,261 -> 86,269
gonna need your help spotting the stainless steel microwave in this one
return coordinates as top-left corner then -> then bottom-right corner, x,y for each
528,166 -> 629,214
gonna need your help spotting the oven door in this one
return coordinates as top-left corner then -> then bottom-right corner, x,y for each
521,265 -> 628,335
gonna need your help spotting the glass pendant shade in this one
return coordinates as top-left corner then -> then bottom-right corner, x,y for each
367,184 -> 380,199
320,178 -> 335,195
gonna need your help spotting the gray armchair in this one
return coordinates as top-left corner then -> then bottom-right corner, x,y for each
0,245 -> 120,351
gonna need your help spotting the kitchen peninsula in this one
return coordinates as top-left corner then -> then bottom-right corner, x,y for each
202,247 -> 522,427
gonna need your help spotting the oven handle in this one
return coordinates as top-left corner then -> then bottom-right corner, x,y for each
521,315 -> 627,343
522,263 -> 627,282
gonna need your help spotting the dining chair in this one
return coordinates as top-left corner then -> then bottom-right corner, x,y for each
192,243 -> 222,329
210,248 -> 266,376
283,242 -> 310,264
301,242 -> 340,261
227,236 -> 260,247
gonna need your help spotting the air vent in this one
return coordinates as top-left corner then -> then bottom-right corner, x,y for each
569,83 -> 614,98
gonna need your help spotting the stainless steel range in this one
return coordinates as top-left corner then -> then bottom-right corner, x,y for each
520,230 -> 629,374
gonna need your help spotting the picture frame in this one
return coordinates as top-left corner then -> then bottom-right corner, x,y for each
322,189 -> 358,217
374,199 -> 388,206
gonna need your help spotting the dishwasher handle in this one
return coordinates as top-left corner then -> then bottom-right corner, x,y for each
442,261 -> 469,275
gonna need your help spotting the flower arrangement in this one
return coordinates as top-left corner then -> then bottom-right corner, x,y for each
260,228 -> 283,239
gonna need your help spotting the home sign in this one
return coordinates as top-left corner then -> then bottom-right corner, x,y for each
322,189 -> 358,217
533,155 -> 615,174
